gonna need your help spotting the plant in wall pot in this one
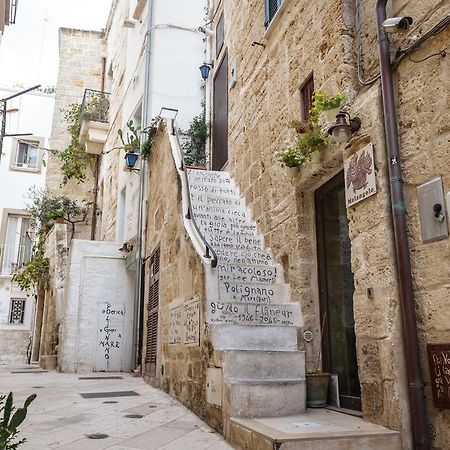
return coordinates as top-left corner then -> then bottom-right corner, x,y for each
310,91 -> 347,131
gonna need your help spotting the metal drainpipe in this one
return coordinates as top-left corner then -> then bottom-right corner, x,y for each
132,0 -> 155,370
375,2 -> 429,449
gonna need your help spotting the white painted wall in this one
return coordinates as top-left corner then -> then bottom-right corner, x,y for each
0,87 -> 54,361
59,240 -> 135,373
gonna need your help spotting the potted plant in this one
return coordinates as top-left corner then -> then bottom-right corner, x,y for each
275,145 -> 308,178
305,314 -> 330,408
311,91 -> 346,130
46,209 -> 65,224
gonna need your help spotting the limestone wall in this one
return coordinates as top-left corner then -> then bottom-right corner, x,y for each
142,128 -> 221,430
211,0 -> 450,447
46,28 -> 105,240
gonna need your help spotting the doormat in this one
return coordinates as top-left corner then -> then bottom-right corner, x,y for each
80,391 -> 139,399
78,376 -> 124,380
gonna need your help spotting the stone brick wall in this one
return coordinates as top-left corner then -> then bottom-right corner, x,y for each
0,330 -> 30,363
212,0 -> 450,447
46,28 -> 105,240
142,128 -> 222,430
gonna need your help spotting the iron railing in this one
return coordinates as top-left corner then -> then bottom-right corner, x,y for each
9,0 -> 18,24
171,120 -> 218,268
0,245 -> 31,276
79,89 -> 110,124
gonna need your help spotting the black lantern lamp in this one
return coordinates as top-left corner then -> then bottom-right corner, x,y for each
199,63 -> 213,80
124,152 -> 139,171
328,112 -> 362,144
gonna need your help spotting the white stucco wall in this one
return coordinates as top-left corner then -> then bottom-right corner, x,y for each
0,87 -> 54,362
59,240 -> 135,373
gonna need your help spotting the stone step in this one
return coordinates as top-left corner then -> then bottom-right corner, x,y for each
218,263 -> 281,284
190,192 -> 244,209
208,301 -> 300,326
189,183 -> 240,198
214,247 -> 274,266
187,169 -> 232,185
204,233 -> 264,251
211,324 -> 299,351
228,412 -> 402,450
223,350 -> 305,381
218,281 -> 289,303
225,379 -> 306,418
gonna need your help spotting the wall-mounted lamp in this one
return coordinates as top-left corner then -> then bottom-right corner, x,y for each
119,242 -> 133,253
327,112 -> 362,144
124,152 -> 140,171
199,63 -> 213,81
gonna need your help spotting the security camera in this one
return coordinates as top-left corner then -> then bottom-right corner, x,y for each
198,26 -> 214,37
382,17 -> 413,33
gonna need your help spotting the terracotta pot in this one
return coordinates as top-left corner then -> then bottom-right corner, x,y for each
55,217 -> 65,224
306,372 -> 330,408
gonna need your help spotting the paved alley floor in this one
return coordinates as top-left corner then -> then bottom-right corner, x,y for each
0,364 -> 232,450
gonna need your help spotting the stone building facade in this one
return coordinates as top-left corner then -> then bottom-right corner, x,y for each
202,0 -> 450,448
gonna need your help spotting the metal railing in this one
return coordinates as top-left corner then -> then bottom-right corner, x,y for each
0,245 -> 31,276
9,0 -> 18,24
171,120 -> 218,269
79,89 -> 111,124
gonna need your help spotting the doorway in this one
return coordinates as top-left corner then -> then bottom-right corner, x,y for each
212,51 -> 228,170
315,171 -> 361,410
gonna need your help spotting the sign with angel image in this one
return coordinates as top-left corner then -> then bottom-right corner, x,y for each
344,143 -> 377,208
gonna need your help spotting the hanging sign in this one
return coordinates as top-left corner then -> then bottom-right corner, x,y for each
344,143 -> 377,207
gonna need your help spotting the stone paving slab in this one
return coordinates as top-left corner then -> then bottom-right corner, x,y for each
0,364 -> 232,449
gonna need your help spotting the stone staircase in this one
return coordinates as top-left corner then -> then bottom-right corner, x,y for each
187,168 -> 306,419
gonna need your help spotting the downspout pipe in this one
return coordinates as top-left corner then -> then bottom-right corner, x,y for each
376,2 -> 429,449
132,0 -> 154,370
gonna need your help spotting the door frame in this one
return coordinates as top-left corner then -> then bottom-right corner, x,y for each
315,171 -> 361,411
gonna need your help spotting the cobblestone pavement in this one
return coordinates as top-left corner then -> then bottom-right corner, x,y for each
0,364 -> 232,449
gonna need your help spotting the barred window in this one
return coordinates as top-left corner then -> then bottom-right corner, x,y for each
265,0 -> 284,27
9,298 -> 25,324
300,74 -> 315,122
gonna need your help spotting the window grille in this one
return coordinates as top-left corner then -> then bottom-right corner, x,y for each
265,0 -> 284,27
9,298 -> 25,324
145,247 -> 160,376
300,74 -> 315,122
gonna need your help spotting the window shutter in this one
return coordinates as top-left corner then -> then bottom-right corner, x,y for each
145,247 -> 160,376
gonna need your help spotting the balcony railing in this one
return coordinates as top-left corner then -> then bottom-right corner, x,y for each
80,89 -> 110,124
0,245 -> 31,276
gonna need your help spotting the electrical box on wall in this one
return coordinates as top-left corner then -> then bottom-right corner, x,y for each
417,177 -> 449,244
206,367 -> 223,407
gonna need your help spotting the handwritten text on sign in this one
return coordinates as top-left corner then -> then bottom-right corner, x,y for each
168,306 -> 182,344
168,299 -> 200,346
427,344 -> 450,409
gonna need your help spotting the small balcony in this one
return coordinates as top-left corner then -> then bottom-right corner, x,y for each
0,245 -> 31,277
79,89 -> 111,155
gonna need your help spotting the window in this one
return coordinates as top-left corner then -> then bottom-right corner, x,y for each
9,299 -> 26,324
300,74 -> 315,122
265,0 -> 284,27
216,12 -> 224,56
15,140 -> 39,169
1,216 -> 32,275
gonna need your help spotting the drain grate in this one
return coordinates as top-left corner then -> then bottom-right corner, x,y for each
32,386 -> 44,389
124,414 -> 144,419
102,401 -> 118,404
78,376 -> 124,380
87,433 -> 109,440
80,391 -> 139,399
11,371 -> 47,374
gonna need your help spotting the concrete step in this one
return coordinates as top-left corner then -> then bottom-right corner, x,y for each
211,324 -> 299,351
223,350 -> 305,381
218,263 -> 282,284
190,192 -> 244,210
218,281 -> 289,303
208,301 -> 300,326
187,169 -> 232,186
204,233 -> 264,251
225,379 -> 306,418
215,247 -> 273,266
228,410 -> 402,450
189,183 -> 240,198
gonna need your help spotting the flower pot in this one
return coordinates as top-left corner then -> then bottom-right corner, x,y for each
286,166 -> 299,179
55,217 -> 65,224
310,150 -> 322,164
306,372 -> 330,408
